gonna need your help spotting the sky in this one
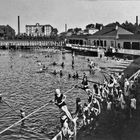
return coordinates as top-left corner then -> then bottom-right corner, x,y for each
1,0 -> 140,34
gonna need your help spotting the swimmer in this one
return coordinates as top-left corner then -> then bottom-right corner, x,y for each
72,73 -> 76,79
61,62 -> 65,68
38,62 -> 42,66
20,109 -> 26,126
60,70 -> 63,77
52,70 -> 57,75
52,62 -> 57,66
68,73 -> 71,79
81,73 -> 89,90
75,71 -> 79,79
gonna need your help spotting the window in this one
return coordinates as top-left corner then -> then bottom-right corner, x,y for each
97,40 -> 99,46
123,42 -> 131,49
132,42 -> 140,50
104,40 -> 106,46
100,40 -> 103,46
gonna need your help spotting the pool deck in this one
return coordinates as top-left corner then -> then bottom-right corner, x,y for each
115,49 -> 140,56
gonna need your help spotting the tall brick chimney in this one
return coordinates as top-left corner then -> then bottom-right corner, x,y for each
65,24 -> 67,32
18,16 -> 20,35
136,16 -> 138,26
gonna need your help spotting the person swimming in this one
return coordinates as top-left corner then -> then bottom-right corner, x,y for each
52,70 -> 57,75
38,62 -> 42,66
75,71 -> 79,79
72,73 -> 76,79
20,109 -> 26,126
68,73 -> 71,79
60,70 -> 63,77
61,62 -> 65,68
52,62 -> 57,66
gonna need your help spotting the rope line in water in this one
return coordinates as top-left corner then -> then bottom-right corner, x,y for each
0,109 -> 14,118
0,103 -> 50,135
0,100 -> 21,118
0,72 -> 56,118
0,72 -> 75,118
0,90 -> 53,118
2,100 -> 18,114
0,85 -> 76,135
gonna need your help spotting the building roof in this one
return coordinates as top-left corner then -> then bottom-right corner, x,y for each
26,24 -> 52,27
118,34 -> 140,40
93,26 -> 116,36
91,23 -> 133,38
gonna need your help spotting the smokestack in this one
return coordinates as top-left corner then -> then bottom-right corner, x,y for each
18,16 -> 20,35
136,16 -> 138,26
65,24 -> 67,32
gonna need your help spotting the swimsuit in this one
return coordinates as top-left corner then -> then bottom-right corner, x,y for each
55,94 -> 66,108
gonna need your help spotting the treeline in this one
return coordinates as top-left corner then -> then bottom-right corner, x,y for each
121,20 -> 140,34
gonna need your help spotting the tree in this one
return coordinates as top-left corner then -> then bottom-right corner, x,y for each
121,21 -> 137,33
73,28 -> 82,34
52,28 -> 58,36
86,24 -> 94,29
67,28 -> 74,33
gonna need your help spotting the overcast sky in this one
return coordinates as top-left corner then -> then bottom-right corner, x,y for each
0,0 -> 140,34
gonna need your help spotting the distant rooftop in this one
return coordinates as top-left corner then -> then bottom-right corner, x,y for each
26,23 -> 52,27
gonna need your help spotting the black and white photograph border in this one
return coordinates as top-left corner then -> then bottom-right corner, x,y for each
0,0 -> 140,140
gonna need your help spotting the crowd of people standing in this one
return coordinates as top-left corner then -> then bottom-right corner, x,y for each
52,58 -> 139,139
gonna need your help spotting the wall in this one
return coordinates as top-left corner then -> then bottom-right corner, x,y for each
117,39 -> 140,49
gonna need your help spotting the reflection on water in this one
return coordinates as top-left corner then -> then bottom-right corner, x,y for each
0,49 -> 89,140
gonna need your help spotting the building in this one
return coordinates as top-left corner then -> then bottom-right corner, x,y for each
117,34 -> 140,50
66,35 -> 89,46
88,23 -> 133,50
66,22 -> 140,56
0,25 -> 15,39
26,23 -> 53,37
